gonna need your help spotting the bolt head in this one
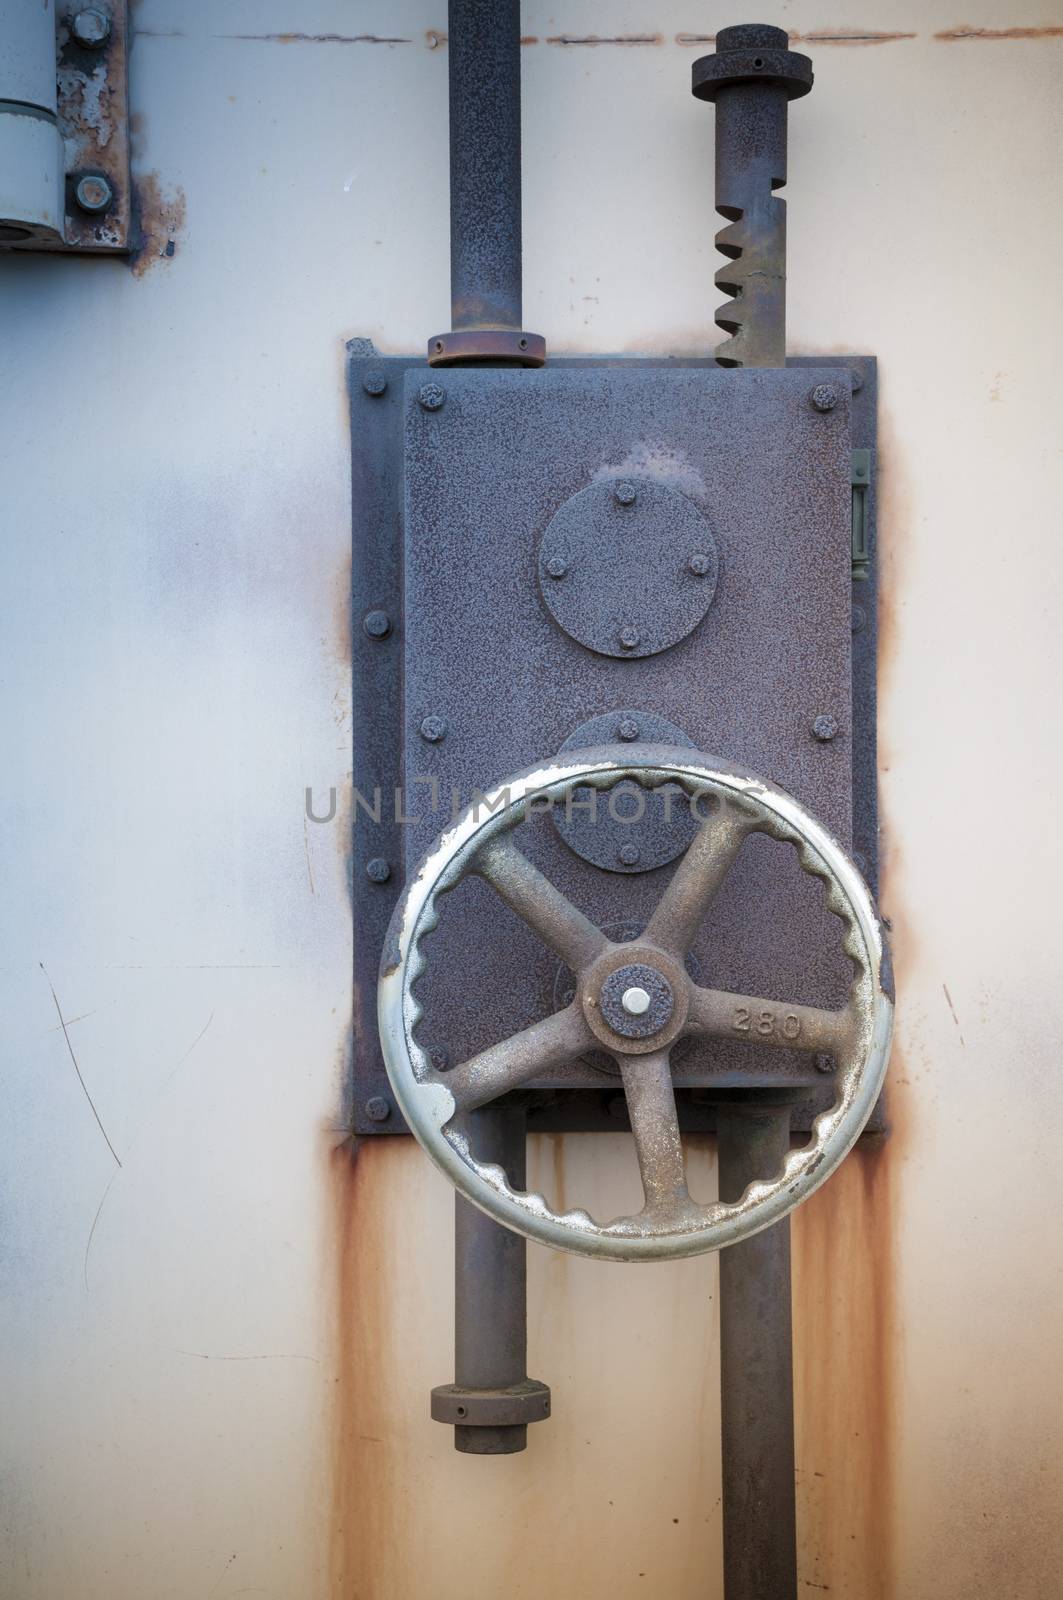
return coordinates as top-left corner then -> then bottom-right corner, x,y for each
365,1096 -> 391,1122
365,857 -> 391,884
851,604 -> 866,634
420,714 -> 447,743
617,717 -> 640,742
614,480 -> 637,506
688,553 -> 712,576
363,609 -> 391,639
812,714 -> 839,742
618,842 -> 641,867
810,383 -> 840,413
428,1045 -> 450,1072
850,366 -> 865,394
545,555 -> 569,580
362,371 -> 387,397
814,1053 -> 835,1075
621,985 -> 652,1017
74,173 -> 113,215
618,627 -> 640,651
71,7 -> 111,47
418,382 -> 445,411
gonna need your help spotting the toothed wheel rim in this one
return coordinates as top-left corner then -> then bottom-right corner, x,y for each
377,744 -> 893,1263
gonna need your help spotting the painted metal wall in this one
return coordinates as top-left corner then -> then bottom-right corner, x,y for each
2,3 -> 1061,1596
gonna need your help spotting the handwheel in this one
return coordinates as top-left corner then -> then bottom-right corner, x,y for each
378,744 -> 893,1262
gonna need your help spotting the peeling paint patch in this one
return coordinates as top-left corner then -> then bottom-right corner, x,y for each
130,172 -> 186,277
546,33 -> 663,47
935,23 -> 1063,40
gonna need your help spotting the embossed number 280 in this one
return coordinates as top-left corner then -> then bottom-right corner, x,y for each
733,1006 -> 802,1041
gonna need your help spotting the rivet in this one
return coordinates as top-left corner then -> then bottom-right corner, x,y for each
688,553 -> 712,576
363,609 -> 391,639
545,554 -> 569,579
851,604 -> 866,634
812,714 -> 839,742
810,383 -> 840,413
850,366 -> 865,394
420,714 -> 447,743
362,371 -> 387,397
365,857 -> 391,883
614,481 -> 637,506
617,717 -> 640,741
618,842 -> 641,867
71,8 -> 111,48
621,985 -> 651,1016
428,1045 -> 450,1072
814,1054 -> 834,1075
618,627 -> 640,651
74,173 -> 113,215
365,1096 -> 391,1122
418,382 -> 446,411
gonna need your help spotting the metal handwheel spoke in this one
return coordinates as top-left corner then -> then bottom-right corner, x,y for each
643,805 -> 752,956
688,986 -> 855,1055
443,1004 -> 594,1114
617,1050 -> 691,1216
476,837 -> 608,971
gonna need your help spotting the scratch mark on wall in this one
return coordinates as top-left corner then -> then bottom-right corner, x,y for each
45,1008 -> 97,1031
546,33 -> 663,47
942,981 -> 966,1046
208,1553 -> 237,1597
935,24 -> 1063,41
83,1011 -> 214,1291
41,961 -> 122,1167
794,29 -> 916,45
218,32 -> 412,46
176,1349 -> 322,1363
303,815 -> 317,897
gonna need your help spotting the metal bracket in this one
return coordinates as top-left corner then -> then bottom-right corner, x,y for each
0,3 -> 131,253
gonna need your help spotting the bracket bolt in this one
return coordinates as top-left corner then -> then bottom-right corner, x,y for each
688,553 -> 712,576
365,857 -> 391,884
420,714 -> 447,743
428,1045 -> 450,1072
545,555 -> 569,579
812,714 -> 839,742
814,1053 -> 834,1074
365,1096 -> 391,1122
71,7 -> 111,47
618,842 -> 641,867
810,383 -> 840,413
363,609 -> 391,639
614,481 -> 637,506
418,382 -> 446,411
74,173 -> 113,214
618,627 -> 640,652
617,717 -> 640,741
362,371 -> 387,397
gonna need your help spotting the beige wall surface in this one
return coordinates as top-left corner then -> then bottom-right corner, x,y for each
2,3 -> 1062,1596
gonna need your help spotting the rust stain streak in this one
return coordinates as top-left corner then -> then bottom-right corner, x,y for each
546,33 -> 663,47
935,23 -> 1063,40
329,1136 -> 399,1599
130,172 -> 186,278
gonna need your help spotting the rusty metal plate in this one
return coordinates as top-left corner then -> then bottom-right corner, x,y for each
348,347 -> 881,1137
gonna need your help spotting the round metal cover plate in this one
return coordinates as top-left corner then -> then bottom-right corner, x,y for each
537,476 -> 719,658
553,709 -> 700,873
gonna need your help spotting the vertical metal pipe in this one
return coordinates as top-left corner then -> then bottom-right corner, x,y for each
453,1107 -> 530,1454
448,0 -> 522,333
717,1104 -> 797,1600
428,0 -> 544,366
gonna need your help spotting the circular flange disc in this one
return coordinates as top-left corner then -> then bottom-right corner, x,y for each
538,476 -> 719,659
553,710 -> 700,873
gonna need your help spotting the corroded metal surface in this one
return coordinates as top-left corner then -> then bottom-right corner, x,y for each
378,747 -> 893,1262
692,25 -> 813,368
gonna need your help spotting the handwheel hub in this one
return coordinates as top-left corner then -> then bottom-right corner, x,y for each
582,944 -> 690,1054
